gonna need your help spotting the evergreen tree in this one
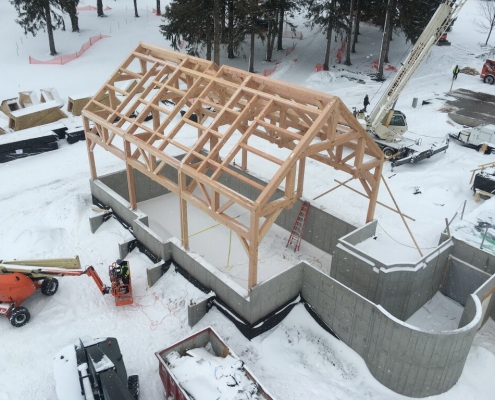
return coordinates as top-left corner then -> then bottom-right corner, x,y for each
160,0 -> 215,60
10,0 -> 65,55
301,1 -> 347,70
398,0 -> 442,43
55,0 -> 80,32
343,0 -> 355,66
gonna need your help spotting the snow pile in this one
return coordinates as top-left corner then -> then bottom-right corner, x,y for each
166,346 -> 261,400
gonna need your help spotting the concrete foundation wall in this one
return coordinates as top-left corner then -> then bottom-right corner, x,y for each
98,163 -> 356,256
442,256 -> 491,307
471,272 -> 495,325
302,265 -> 480,398
332,231 -> 454,321
89,177 -> 485,398
439,235 -> 495,275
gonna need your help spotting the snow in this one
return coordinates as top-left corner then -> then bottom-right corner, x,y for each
166,347 -> 261,400
406,291 -> 465,332
0,0 -> 494,399
10,100 -> 62,117
139,193 -> 332,289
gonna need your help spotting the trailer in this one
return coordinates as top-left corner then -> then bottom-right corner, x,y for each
155,327 -> 275,400
375,135 -> 450,168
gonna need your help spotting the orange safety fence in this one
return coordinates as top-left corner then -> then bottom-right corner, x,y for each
152,8 -> 162,15
370,59 -> 398,72
336,40 -> 346,62
262,62 -> 281,77
29,34 -> 110,65
285,42 -> 297,57
76,6 -> 112,11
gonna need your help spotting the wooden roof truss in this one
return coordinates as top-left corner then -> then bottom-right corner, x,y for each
82,43 -> 384,290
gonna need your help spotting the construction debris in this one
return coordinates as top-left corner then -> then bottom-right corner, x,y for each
460,67 -> 479,76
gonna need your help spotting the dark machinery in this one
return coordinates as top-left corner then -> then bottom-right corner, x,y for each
54,336 -> 139,400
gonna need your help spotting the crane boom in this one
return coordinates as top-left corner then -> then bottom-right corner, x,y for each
367,0 -> 467,133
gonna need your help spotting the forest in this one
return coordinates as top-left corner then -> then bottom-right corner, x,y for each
10,0 -> 443,74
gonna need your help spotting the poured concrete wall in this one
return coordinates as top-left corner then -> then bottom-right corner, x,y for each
442,256 -> 491,306
97,163 -> 356,254
332,224 -> 453,321
89,178 -> 488,398
439,235 -> 495,275
302,266 -> 481,397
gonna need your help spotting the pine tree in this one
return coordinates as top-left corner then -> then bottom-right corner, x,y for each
398,0 -> 442,43
160,0 -> 215,60
55,0 -> 80,32
10,0 -> 65,56
301,0 -> 347,70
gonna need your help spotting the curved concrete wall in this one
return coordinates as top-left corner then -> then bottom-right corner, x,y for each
332,224 -> 454,321
302,266 -> 482,397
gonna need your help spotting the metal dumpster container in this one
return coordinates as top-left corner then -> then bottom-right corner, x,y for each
155,326 -> 275,400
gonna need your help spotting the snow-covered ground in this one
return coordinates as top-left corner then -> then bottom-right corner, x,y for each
1,0 -> 495,399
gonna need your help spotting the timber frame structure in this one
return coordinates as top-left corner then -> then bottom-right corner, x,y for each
82,42 -> 384,290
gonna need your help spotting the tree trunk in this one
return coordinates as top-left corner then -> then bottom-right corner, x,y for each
220,0 -> 226,41
378,0 -> 393,80
344,0 -> 354,65
486,25 -> 494,45
323,18 -> 333,70
97,0 -> 105,17
277,0 -> 285,51
266,19 -> 273,61
384,0 -> 396,63
227,0 -> 234,58
213,0 -> 220,64
134,0 -> 139,17
68,3 -> 80,32
155,0 -> 161,16
206,28 -> 212,61
249,31 -> 255,73
44,0 -> 57,55
351,0 -> 360,53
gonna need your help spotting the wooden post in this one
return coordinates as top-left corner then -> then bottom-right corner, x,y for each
366,164 -> 383,222
126,164 -> 137,210
179,172 -> 189,249
248,208 -> 260,291
84,118 -> 97,180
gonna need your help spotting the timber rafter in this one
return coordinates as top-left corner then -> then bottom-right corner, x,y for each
82,43 -> 384,290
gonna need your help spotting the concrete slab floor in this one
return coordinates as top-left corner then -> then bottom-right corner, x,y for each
138,192 -> 332,290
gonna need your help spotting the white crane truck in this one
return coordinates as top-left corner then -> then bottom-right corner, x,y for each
356,0 -> 467,168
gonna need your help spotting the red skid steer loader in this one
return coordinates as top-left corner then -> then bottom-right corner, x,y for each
0,256 -> 133,327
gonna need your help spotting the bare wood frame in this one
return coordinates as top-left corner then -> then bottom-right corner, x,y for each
82,43 -> 384,290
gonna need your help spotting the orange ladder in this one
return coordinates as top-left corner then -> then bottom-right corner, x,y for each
286,201 -> 310,252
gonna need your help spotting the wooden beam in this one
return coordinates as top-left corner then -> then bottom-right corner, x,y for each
259,209 -> 283,241
179,172 -> 189,249
334,179 -> 415,221
248,209 -> 260,290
